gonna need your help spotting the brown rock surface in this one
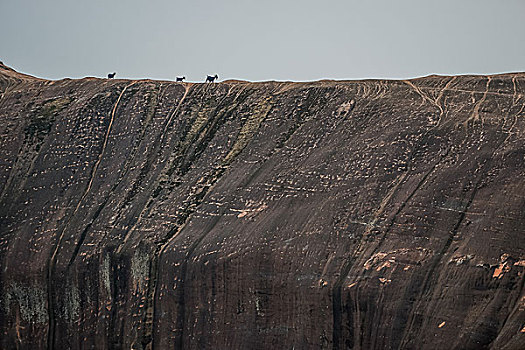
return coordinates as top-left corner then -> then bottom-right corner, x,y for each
1,63 -> 525,349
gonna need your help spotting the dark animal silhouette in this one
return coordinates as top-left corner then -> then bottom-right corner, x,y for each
107,72 -> 116,79
206,74 -> 218,83
176,76 -> 185,82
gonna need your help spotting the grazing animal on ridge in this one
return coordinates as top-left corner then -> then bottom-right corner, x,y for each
176,76 -> 185,82
107,72 -> 116,79
205,74 -> 218,83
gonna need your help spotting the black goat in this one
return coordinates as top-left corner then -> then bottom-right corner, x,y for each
206,74 -> 218,83
107,72 -> 116,79
176,76 -> 185,82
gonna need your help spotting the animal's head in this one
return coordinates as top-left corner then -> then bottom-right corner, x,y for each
215,74 -> 218,79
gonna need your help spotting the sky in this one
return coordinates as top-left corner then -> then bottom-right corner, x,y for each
1,0 -> 524,82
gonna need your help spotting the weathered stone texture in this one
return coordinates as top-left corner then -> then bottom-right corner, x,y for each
1,63 -> 525,349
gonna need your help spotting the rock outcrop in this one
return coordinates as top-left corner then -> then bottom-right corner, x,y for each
1,63 -> 525,349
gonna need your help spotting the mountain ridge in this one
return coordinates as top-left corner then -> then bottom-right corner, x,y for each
1,64 -> 525,349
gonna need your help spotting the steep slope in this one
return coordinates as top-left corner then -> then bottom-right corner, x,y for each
1,64 -> 525,349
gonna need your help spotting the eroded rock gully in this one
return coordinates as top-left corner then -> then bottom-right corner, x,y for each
1,63 -> 525,349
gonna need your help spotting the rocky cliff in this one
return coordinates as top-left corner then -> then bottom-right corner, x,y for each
1,63 -> 525,349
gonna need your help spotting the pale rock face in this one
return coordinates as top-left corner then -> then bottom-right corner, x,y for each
1,63 -> 525,349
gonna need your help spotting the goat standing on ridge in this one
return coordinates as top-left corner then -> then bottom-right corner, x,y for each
205,74 -> 218,83
107,72 -> 116,79
176,76 -> 185,82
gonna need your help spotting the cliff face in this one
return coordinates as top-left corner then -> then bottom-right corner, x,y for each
1,63 -> 525,349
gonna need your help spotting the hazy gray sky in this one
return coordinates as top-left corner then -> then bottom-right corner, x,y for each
1,0 -> 524,81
